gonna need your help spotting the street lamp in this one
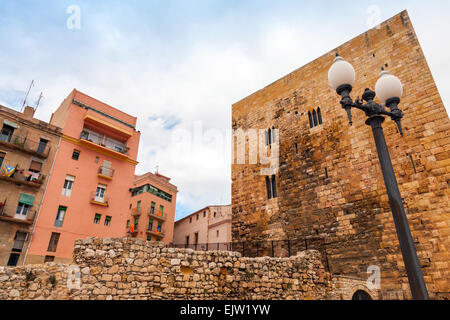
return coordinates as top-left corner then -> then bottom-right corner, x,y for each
328,53 -> 429,300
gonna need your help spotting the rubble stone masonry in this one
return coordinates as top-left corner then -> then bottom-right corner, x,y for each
0,237 -> 371,300
231,11 -> 449,299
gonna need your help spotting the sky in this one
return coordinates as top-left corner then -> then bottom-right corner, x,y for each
0,0 -> 449,221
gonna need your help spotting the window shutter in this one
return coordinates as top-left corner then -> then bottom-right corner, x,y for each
29,161 -> 43,172
19,193 -> 34,206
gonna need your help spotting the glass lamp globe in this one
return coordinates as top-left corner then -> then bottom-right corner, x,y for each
375,70 -> 403,103
328,55 -> 356,91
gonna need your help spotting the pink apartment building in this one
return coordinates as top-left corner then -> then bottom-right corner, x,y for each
127,172 -> 178,245
25,89 -> 141,264
173,205 -> 231,250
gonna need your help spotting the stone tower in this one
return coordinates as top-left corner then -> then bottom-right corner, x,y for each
231,11 -> 449,299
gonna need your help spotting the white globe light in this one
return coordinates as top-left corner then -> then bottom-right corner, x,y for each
375,70 -> 403,103
328,55 -> 356,91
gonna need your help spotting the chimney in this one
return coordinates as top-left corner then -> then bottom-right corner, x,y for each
23,106 -> 35,119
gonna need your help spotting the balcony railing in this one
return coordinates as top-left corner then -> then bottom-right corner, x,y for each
131,207 -> 141,216
149,210 -> 166,221
0,169 -> 45,188
0,134 -> 51,158
98,166 -> 115,179
80,129 -> 129,155
89,192 -> 109,207
146,226 -> 165,237
0,203 -> 36,225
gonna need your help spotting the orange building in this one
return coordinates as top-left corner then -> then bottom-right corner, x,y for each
127,172 -> 177,245
24,89 -> 140,264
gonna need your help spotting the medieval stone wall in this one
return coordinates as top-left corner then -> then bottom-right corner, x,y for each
0,237 -> 359,300
231,10 -> 449,300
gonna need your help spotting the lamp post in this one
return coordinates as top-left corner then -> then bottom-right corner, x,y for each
328,54 -> 429,300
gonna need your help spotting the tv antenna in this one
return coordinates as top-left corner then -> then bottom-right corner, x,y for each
155,165 -> 159,174
34,92 -> 43,113
20,80 -> 34,112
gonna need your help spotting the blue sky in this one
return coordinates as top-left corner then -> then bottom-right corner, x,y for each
0,1 -> 449,220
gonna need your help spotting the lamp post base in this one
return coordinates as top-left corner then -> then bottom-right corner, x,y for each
366,115 -> 429,300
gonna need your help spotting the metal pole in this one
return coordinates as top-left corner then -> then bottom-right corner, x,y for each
366,115 -> 429,300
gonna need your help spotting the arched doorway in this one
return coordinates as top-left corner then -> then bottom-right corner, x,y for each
352,290 -> 373,300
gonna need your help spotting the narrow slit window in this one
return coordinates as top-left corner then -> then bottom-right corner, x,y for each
265,176 -> 272,199
313,110 -> 318,127
317,107 -> 323,125
271,175 -> 278,198
308,111 -> 313,128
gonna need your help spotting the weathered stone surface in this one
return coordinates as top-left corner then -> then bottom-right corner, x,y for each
0,237 -> 375,300
231,11 -> 450,300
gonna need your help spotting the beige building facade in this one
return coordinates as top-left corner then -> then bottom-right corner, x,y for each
0,105 -> 61,266
173,205 -> 231,250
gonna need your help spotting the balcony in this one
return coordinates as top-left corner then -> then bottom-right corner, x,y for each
146,226 -> 165,238
149,210 -> 166,221
0,203 -> 36,225
0,134 -> 51,159
89,192 -> 109,207
80,129 -> 129,157
0,170 -> 45,189
98,166 -> 115,180
131,207 -> 141,216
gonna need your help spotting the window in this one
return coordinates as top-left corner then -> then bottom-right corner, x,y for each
217,230 -> 220,238
0,124 -> 15,142
94,214 -> 101,224
194,232 -> 199,245
54,206 -> 67,227
37,139 -> 48,154
95,184 -> 107,202
72,149 -> 80,160
265,128 -> 277,146
62,175 -> 75,196
29,161 -> 42,174
15,203 -> 30,220
196,214 -> 199,220
136,200 -> 141,213
265,176 -> 272,199
130,183 -> 172,202
148,219 -> 154,231
12,231 -> 27,252
7,253 -> 20,266
203,211 -> 206,218
104,216 -> 111,227
126,220 -> 130,229
0,152 -> 5,168
271,175 -> 278,198
95,156 -> 99,164
317,107 -> 323,125
44,256 -> 55,263
185,235 -> 190,245
150,202 -> 155,214
147,235 -> 152,241
159,205 -> 164,214
214,212 -> 216,218
309,108 -> 323,128
189,217 -> 192,223
47,233 -> 60,252
157,221 -> 162,233
134,217 -> 139,229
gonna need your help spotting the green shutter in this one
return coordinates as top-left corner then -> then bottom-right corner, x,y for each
19,193 -> 34,206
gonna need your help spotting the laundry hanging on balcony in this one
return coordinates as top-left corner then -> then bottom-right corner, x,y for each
1,164 -> 15,177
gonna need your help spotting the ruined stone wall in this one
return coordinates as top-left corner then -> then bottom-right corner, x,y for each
0,237 -> 348,300
231,10 -> 449,300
